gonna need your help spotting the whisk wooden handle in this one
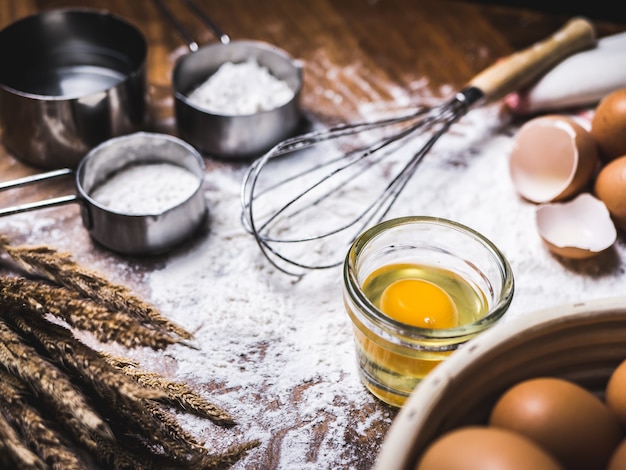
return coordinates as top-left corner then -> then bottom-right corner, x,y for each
467,17 -> 596,103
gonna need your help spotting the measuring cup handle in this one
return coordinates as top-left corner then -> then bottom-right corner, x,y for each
0,168 -> 72,191
0,168 -> 78,217
0,195 -> 79,217
153,0 -> 230,52
182,0 -> 230,44
153,0 -> 200,51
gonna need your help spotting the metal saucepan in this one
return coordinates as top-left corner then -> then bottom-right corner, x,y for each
0,9 -> 147,169
0,133 -> 207,255
154,0 -> 303,159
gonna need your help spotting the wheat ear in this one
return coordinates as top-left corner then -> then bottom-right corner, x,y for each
3,306 -> 165,404
0,276 -> 180,350
2,241 -> 192,340
104,354 -> 235,426
0,405 -> 47,470
0,368 -> 88,470
189,439 -> 262,470
3,306 -> 218,465
0,319 -> 114,442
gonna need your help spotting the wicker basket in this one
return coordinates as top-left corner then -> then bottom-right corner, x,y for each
374,296 -> 626,470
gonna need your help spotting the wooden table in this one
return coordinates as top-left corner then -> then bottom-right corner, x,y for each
0,2 -> 624,469
0,0 -> 624,203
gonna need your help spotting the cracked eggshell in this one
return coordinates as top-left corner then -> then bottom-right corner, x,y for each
509,115 -> 599,203
535,193 -> 616,259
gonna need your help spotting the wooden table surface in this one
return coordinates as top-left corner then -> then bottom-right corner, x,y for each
0,0 -> 624,200
0,1 -> 624,469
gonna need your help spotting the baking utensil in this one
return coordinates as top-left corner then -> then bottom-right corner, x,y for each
0,8 -> 147,169
374,296 -> 626,470
508,30 -> 626,114
154,0 -> 303,159
0,133 -> 207,255
241,17 -> 596,276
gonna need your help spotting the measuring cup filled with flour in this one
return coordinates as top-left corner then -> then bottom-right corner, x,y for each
76,132 -> 207,254
154,0 -> 303,159
0,132 -> 207,255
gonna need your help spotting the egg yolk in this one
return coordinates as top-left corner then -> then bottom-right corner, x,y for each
379,279 -> 458,328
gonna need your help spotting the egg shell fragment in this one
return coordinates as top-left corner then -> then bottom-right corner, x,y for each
414,426 -> 562,470
509,115 -> 598,203
535,193 -> 616,259
594,154 -> 626,231
488,377 -> 622,470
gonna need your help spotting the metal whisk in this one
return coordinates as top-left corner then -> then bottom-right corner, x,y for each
241,17 -> 595,276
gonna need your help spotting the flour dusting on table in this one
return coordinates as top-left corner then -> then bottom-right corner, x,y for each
3,90 -> 626,469
145,101 -> 625,467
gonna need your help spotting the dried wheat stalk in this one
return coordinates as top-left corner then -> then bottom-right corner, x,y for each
0,239 -> 192,340
0,235 -> 258,469
0,315 -> 161,469
0,276 -> 181,350
3,306 -> 256,467
0,404 -> 47,470
3,306 -> 165,405
2,307 -> 196,461
187,439 -> 263,470
0,369 -> 88,470
0,319 -> 114,442
104,354 -> 235,426
85,433 -> 155,470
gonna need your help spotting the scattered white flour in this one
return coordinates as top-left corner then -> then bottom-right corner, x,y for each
143,104 -> 626,468
187,60 -> 294,115
4,59 -> 626,469
90,163 -> 199,215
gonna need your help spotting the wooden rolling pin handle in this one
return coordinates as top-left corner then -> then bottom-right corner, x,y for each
467,17 -> 597,103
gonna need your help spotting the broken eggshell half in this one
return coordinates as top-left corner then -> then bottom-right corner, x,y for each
535,193 -> 616,259
509,115 -> 599,203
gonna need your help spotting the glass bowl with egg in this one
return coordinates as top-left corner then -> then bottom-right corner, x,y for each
342,216 -> 514,407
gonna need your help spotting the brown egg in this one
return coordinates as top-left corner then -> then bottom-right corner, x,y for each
489,377 -> 622,470
509,115 -> 598,203
595,155 -> 626,231
415,426 -> 562,470
608,439 -> 626,470
591,88 -> 626,161
606,358 -> 626,426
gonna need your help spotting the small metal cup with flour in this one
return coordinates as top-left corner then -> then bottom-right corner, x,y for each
0,133 -> 207,255
174,41 -> 303,159
77,133 -> 207,254
154,0 -> 303,159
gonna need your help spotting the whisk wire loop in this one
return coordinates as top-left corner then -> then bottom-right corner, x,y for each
240,90 -> 480,276
241,17 -> 598,276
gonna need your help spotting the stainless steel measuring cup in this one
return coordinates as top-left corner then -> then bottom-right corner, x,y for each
154,0 -> 303,159
0,8 -> 147,170
0,133 -> 207,255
